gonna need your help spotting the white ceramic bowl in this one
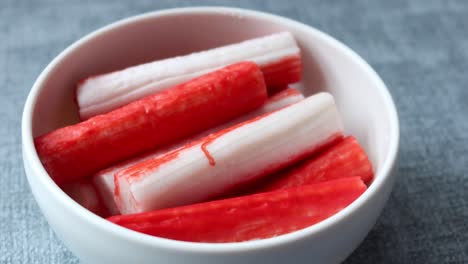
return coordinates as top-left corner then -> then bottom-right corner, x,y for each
22,7 -> 399,264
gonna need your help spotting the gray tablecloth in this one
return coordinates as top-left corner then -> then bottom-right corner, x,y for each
2,0 -> 467,263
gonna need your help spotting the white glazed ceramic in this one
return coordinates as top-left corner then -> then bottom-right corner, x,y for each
22,7 -> 399,264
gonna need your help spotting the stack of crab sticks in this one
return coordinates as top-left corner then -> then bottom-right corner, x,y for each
34,32 -> 373,242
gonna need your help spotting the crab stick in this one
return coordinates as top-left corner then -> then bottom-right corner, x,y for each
77,32 -> 301,119
115,92 -> 344,214
109,177 -> 366,242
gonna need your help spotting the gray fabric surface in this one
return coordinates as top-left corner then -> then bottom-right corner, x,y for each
1,0 -> 467,263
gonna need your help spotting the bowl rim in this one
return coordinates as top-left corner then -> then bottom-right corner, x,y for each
22,6 -> 400,253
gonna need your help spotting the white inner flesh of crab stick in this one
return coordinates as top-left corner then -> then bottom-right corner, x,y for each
77,32 -> 300,119
92,88 -> 304,215
115,92 -> 344,215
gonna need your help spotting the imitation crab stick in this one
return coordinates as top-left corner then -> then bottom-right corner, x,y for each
35,62 -> 267,185
108,177 -> 366,242
92,87 -> 304,215
77,32 -> 301,119
114,92 -> 344,215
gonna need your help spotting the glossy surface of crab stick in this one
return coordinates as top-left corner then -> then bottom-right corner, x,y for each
77,32 -> 301,119
108,177 -> 366,242
92,88 -> 304,215
115,92 -> 344,214
35,62 -> 267,185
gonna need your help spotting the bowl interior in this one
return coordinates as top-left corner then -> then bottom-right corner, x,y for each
29,8 -> 397,220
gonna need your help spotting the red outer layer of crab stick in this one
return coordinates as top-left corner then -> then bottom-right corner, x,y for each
35,62 -> 267,185
77,32 -> 301,119
108,177 -> 366,243
114,92 -> 344,215
92,88 -> 304,215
